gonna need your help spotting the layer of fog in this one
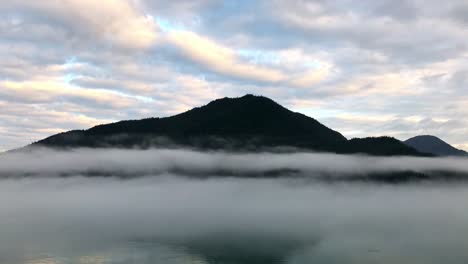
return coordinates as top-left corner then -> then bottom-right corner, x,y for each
2,148 -> 468,263
1,148 -> 468,179
2,176 -> 468,263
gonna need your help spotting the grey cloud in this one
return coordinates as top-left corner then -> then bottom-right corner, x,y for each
446,70 -> 468,92
0,1 -> 159,50
367,0 -> 419,20
192,0 -> 468,64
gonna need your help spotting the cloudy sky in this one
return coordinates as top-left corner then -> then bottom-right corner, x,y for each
0,0 -> 467,151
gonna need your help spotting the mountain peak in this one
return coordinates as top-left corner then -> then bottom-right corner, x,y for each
409,135 -> 441,141
202,94 -> 282,110
404,135 -> 467,156
34,94 -> 347,151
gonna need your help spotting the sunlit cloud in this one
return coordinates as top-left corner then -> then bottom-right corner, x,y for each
167,30 -> 287,83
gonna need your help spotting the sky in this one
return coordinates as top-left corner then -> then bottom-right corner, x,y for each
0,0 -> 467,151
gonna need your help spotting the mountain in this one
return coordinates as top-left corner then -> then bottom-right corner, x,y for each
344,137 -> 424,156
404,135 -> 467,157
31,94 -> 424,156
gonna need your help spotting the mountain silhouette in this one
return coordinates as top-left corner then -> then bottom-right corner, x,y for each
404,135 -> 467,157
32,94 -> 424,156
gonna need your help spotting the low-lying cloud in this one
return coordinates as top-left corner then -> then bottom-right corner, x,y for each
1,148 -> 468,180
1,148 -> 468,263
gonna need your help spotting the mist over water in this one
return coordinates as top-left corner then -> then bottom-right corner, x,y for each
1,148 -> 468,263
2,148 -> 468,178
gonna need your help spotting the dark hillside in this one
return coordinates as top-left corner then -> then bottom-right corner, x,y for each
33,94 -> 425,156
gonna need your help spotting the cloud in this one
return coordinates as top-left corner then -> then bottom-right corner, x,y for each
167,30 -> 285,83
0,0 -> 467,151
2,148 -> 468,178
268,0 -> 468,63
1,0 -> 159,50
0,79 -> 145,108
166,30 -> 332,86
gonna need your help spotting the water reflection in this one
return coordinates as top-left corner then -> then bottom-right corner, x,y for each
22,240 -> 291,264
77,256 -> 109,264
21,242 -> 208,264
26,257 -> 60,264
26,256 -> 110,264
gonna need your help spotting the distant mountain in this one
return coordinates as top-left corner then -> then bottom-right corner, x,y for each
345,137 -> 424,156
31,94 -> 424,156
404,135 -> 467,157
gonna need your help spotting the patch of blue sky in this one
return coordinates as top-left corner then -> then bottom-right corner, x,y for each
63,73 -> 78,83
64,56 -> 78,66
304,60 -> 323,69
63,57 -> 79,83
155,17 -> 185,32
238,49 -> 280,65
62,56 -> 108,83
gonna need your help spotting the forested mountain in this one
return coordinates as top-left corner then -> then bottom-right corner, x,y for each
32,94 -> 424,156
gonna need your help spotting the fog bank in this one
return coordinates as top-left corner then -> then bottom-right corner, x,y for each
1,148 -> 468,180
2,148 -> 468,263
